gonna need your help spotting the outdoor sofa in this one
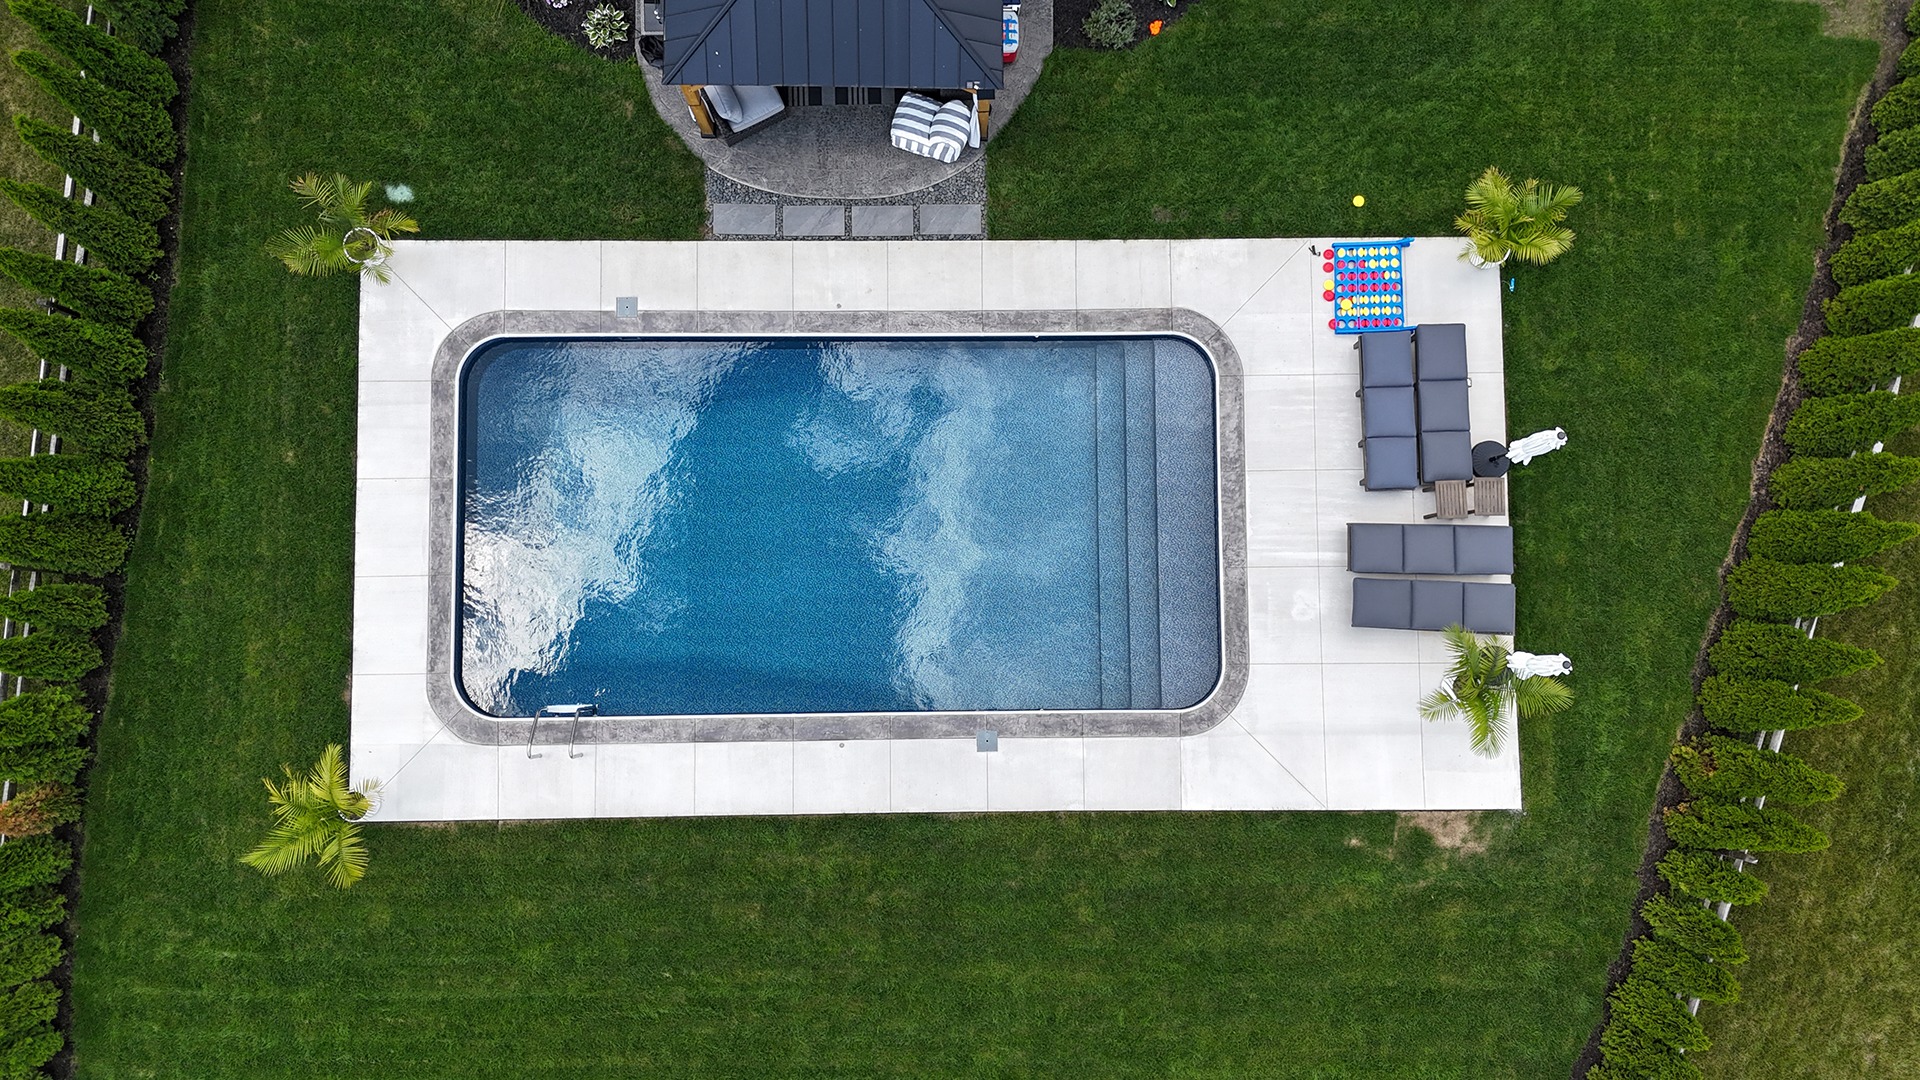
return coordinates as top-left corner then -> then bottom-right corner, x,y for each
1346,523 -> 1514,576
696,84 -> 789,145
1351,578 -> 1516,634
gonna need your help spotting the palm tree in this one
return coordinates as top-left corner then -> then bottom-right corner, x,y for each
1453,166 -> 1583,268
240,743 -> 381,888
1419,625 -> 1574,757
264,173 -> 418,283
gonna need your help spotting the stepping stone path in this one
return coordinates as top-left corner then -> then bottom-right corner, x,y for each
711,200 -> 984,240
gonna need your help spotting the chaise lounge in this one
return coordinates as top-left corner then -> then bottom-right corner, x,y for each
1346,523 -> 1514,576
1413,323 -> 1472,485
1356,330 -> 1419,490
695,84 -> 789,145
1351,578 -> 1516,634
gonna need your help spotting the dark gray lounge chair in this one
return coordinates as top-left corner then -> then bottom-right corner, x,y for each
1412,323 -> 1472,485
1351,578 -> 1517,634
1346,523 -> 1514,575
1356,331 -> 1420,490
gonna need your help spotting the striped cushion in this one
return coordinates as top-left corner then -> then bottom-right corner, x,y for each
889,93 -> 945,159
927,100 -> 972,162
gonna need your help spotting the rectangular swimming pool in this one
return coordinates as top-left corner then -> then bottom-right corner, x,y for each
456,335 -> 1222,719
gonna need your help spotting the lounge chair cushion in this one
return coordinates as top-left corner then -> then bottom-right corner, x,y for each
1402,526 -> 1457,574
1351,578 -> 1412,628
734,85 -> 786,127
1421,430 -> 1474,484
704,83 -> 744,124
1415,323 -> 1469,381
1411,580 -> 1465,630
1453,525 -> 1514,575
1347,523 -> 1403,573
1361,386 -> 1417,438
1362,437 -> 1419,491
1418,378 -> 1471,431
1358,330 -> 1415,388
1463,582 -> 1517,634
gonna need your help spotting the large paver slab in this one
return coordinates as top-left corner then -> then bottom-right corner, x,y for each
711,203 -> 777,236
918,203 -> 983,236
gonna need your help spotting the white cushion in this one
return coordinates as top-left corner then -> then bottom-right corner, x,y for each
703,84 -> 744,124
889,93 -> 945,159
928,100 -> 972,162
733,85 -> 784,126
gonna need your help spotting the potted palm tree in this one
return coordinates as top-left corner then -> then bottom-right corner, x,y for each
1420,625 -> 1573,757
264,173 -> 418,283
240,743 -> 382,889
1453,166 -> 1583,268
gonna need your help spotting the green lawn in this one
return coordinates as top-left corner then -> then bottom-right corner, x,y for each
1694,429 -> 1920,1079
63,0 -> 1874,1077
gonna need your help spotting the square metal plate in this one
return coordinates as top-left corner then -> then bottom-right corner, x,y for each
976,729 -> 998,752
614,296 -> 639,318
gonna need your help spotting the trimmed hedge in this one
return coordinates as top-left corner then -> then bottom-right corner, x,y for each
0,890 -> 61,935
0,514 -> 128,576
87,0 -> 184,53
0,380 -> 145,457
1664,798 -> 1830,854
0,740 -> 86,786
0,687 -> 89,749
1640,893 -> 1747,964
0,629 -> 100,681
1595,1021 -> 1705,1080
1747,508 -> 1920,563
1782,391 -> 1920,456
1795,327 -> 1920,394
0,179 -> 160,275
12,51 -> 175,168
1708,619 -> 1881,683
1631,938 -> 1740,1005
14,116 -> 171,223
0,305 -> 150,383
1607,974 -> 1711,1051
0,1026 -> 61,1078
0,581 -> 107,630
1769,452 -> 1920,508
1697,674 -> 1864,733
8,0 -> 176,102
1838,168 -> 1920,234
1829,219 -> 1920,288
0,248 -> 150,326
1873,77 -> 1920,137
0,454 -> 136,517
1824,272 -> 1920,336
0,838 -> 68,896
1866,124 -> 1920,182
1655,849 -> 1769,906
0,932 -> 59,990
1672,734 -> 1844,804
1725,557 -> 1897,620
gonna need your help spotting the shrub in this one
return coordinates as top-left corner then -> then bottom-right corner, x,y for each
1708,620 -> 1881,683
1607,973 -> 1711,1051
0,1026 -> 61,1076
0,932 -> 60,989
1664,798 -> 1830,854
1830,219 -> 1920,288
1873,77 -> 1920,137
0,179 -> 160,275
0,784 -> 77,838
1697,674 -> 1864,732
1824,273 -> 1920,336
0,836 -> 68,896
88,0 -> 185,53
581,4 -> 628,48
1655,849 -> 1769,906
12,51 -> 175,167
0,248 -> 151,327
0,381 -> 146,457
0,514 -> 129,576
1903,37 -> 1920,81
1672,734 -> 1844,804
0,739 -> 86,787
1783,391 -> 1920,456
0,980 -> 58,1040
1631,938 -> 1739,1004
0,582 -> 107,630
0,306 -> 149,384
1770,452 -> 1920,508
0,889 -> 60,936
7,0 -> 176,102
0,687 -> 89,749
14,116 -> 171,223
1839,169 -> 1920,234
1597,1019 -> 1705,1080
0,455 -> 136,517
0,629 -> 100,681
1639,893 -> 1747,964
1796,327 -> 1920,394
1725,557 -> 1897,620
1083,0 -> 1137,48
1866,124 -> 1920,182
1748,507 -> 1920,564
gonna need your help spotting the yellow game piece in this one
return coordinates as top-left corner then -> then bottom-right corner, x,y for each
1339,299 -> 1353,311
1324,279 -> 1335,290
1352,195 -> 1365,207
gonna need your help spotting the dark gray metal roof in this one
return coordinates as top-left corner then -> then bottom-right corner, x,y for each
662,0 -> 1004,90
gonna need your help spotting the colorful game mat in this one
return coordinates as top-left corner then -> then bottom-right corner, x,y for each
1324,238 -> 1412,334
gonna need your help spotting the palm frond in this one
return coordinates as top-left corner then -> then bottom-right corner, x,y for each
240,744 -> 376,887
1513,673 -> 1576,718
1455,166 -> 1583,267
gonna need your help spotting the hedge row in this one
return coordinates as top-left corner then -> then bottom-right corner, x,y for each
1724,557 -> 1897,620
1829,219 -> 1920,288
1655,849 -> 1769,906
1768,452 -> 1920,508
1782,390 -> 1920,456
1824,272 -> 1920,336
1872,76 -> 1920,137
1663,798 -> 1830,854
1631,938 -> 1740,1005
1672,733 -> 1845,804
1865,123 -> 1920,182
1838,167 -> 1920,233
1747,508 -> 1920,564
1706,620 -> 1880,684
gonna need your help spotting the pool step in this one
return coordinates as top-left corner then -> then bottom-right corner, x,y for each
1093,344 -> 1133,709
1151,339 -> 1224,709
1122,338 -> 1162,710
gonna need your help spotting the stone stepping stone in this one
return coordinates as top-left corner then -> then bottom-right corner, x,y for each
919,204 -> 983,236
711,203 -> 776,236
782,205 -> 846,237
851,205 -> 914,237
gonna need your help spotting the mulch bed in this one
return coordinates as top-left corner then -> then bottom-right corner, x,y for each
514,0 -> 640,60
1054,0 -> 1196,51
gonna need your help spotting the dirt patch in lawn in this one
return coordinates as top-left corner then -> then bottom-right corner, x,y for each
1395,812 -> 1489,856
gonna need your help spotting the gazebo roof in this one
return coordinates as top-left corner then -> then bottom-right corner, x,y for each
661,0 -> 1005,91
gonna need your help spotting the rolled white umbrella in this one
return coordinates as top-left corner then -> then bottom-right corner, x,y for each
1507,427 -> 1567,466
1506,651 -> 1572,679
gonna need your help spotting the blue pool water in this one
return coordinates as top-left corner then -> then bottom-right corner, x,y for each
457,336 -> 1220,718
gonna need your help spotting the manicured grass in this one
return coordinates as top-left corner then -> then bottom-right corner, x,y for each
64,2 -> 1874,1078
1694,429 -> 1920,1078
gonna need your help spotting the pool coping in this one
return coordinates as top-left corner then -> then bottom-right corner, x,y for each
423,307 -> 1250,746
